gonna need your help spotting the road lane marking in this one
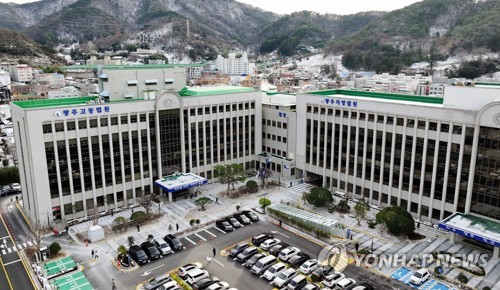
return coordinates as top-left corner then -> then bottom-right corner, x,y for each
204,230 -> 216,237
1,250 -> 5,255
7,248 -> 11,253
184,236 -> 196,246
17,245 -> 22,250
27,241 -> 33,246
0,236 -> 9,240
195,233 -> 206,242
3,259 -> 21,266
0,256 -> 13,290
206,257 -> 224,267
214,227 -> 226,234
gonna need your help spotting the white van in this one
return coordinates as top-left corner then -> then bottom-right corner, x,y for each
251,255 -> 277,275
333,191 -> 347,199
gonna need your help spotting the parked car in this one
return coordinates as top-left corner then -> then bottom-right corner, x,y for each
287,274 -> 307,290
410,268 -> 430,285
241,210 -> 259,222
178,263 -> 201,279
262,262 -> 287,281
158,281 -> 181,290
154,240 -> 173,256
260,238 -> 281,251
310,265 -> 334,282
251,233 -> 273,246
164,234 -> 184,252
278,246 -> 301,262
226,217 -> 242,228
129,245 -> 149,265
244,253 -> 265,268
299,259 -> 319,275
215,220 -> 234,232
10,183 -> 21,192
233,214 -> 251,225
236,246 -> 258,263
185,269 -> 209,285
334,278 -> 357,290
272,268 -> 297,288
206,281 -> 230,290
193,277 -> 218,290
322,272 -> 345,288
288,253 -> 310,268
352,282 -> 374,290
269,242 -> 290,256
229,242 -> 249,257
141,241 -> 161,260
250,255 -> 277,275
302,283 -> 320,290
143,274 -> 171,290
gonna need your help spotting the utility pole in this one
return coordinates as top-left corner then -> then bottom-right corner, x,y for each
186,19 -> 190,39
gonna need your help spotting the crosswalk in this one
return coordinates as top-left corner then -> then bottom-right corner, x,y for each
0,240 -> 33,256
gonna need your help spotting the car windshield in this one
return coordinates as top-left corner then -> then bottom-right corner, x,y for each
269,267 -> 277,273
172,239 -> 181,245
414,272 -> 423,278
222,222 -> 230,226
254,261 -> 263,268
235,244 -> 244,250
250,255 -> 260,262
149,247 -> 157,252
242,248 -> 253,254
277,272 -> 288,279
161,244 -> 168,248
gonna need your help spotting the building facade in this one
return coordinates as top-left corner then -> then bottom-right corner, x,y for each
216,53 -> 253,75
12,84 -> 261,228
10,64 -> 33,83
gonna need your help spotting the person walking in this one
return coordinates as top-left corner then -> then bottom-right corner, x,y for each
212,247 -> 216,258
176,223 -> 179,231
215,197 -> 219,204
91,249 -> 94,259
355,242 -> 359,253
279,220 -> 282,227
95,250 -> 98,259
137,224 -> 140,232
112,278 -> 116,290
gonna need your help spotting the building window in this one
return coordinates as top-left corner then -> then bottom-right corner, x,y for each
43,123 -> 52,133
283,123 -> 287,129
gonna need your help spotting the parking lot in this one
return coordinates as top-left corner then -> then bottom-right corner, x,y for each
131,218 -> 412,290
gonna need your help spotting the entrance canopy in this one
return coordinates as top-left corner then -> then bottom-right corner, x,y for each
439,212 -> 500,248
155,172 -> 207,193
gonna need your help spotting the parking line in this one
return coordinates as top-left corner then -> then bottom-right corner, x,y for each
214,227 -> 226,234
204,230 -> 216,238
7,248 -> 11,253
184,236 -> 196,246
3,259 -> 21,266
17,245 -> 22,250
195,233 -> 206,242
1,250 -> 5,255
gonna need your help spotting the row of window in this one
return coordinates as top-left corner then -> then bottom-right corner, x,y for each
43,114 -> 149,133
262,132 -> 287,143
263,146 -> 287,159
187,101 -> 255,116
263,118 -> 288,129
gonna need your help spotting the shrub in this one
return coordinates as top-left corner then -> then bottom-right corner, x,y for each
367,220 -> 377,229
190,219 -> 196,226
196,219 -> 200,225
112,216 -> 126,226
246,180 -> 258,193
117,245 -> 127,255
259,198 -> 271,209
376,206 -> 415,236
49,242 -> 61,256
482,287 -> 491,290
130,211 -> 146,220
306,187 -> 333,207
457,273 -> 468,284
195,197 -> 212,211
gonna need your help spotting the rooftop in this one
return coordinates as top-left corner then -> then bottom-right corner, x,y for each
439,212 -> 500,247
63,63 -> 205,70
12,96 -> 98,109
307,89 -> 444,105
178,86 -> 254,97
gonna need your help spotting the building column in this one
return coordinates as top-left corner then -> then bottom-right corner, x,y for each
168,191 -> 172,203
493,246 -> 499,259
450,232 -> 456,243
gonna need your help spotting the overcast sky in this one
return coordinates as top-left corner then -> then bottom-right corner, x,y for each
2,0 -> 422,15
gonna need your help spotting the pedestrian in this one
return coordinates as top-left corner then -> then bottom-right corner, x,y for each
355,242 -> 359,253
91,249 -> 94,259
289,181 -> 292,188
417,222 -> 420,229
279,220 -> 282,227
215,197 -> 219,204
112,278 -> 116,290
176,223 -> 179,231
111,209 -> 114,217
212,247 -> 216,257
95,250 -> 98,259
137,224 -> 140,232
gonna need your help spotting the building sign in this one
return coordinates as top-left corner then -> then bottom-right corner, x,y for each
438,223 -> 500,248
278,112 -> 287,118
321,98 -> 358,108
54,106 -> 110,117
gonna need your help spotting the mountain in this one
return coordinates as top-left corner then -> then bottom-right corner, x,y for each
0,28 -> 58,60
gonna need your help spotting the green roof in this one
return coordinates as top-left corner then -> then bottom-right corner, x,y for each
63,63 -> 205,70
474,82 -> 500,87
307,89 -> 444,105
179,86 -> 255,97
12,96 -> 97,109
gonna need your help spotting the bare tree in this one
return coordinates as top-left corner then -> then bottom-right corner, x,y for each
137,190 -> 153,215
258,167 -> 273,189
29,221 -> 44,263
87,201 -> 100,226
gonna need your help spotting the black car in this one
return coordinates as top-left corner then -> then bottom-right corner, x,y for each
289,253 -> 310,268
215,220 -> 234,232
242,210 -> 259,222
164,234 -> 184,251
244,253 -> 265,268
230,242 -> 249,257
269,242 -> 290,256
251,233 -> 273,246
233,213 -> 251,225
236,246 -> 258,263
310,265 -> 334,282
141,241 -> 161,260
129,245 -> 149,265
192,277 -> 218,290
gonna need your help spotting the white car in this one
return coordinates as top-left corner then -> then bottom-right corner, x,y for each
334,278 -> 356,289
278,246 -> 301,262
322,272 -> 345,288
206,281 -> 230,290
10,183 -> 21,191
299,259 -> 319,275
159,281 -> 181,290
178,263 -> 200,279
410,268 -> 430,285
154,240 -> 173,256
262,262 -> 287,281
272,268 -> 297,288
260,238 -> 281,251
185,269 -> 209,285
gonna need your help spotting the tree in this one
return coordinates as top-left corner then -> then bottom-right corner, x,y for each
0,166 -> 19,185
306,187 -> 333,207
49,242 -> 61,256
195,197 -> 212,211
337,200 -> 350,214
137,190 -> 153,215
354,199 -> 370,226
117,245 -> 127,255
257,167 -> 272,189
30,221 -> 44,262
214,164 -> 247,193
246,180 -> 258,193
259,197 -> 271,210
87,201 -> 100,226
376,206 -> 415,236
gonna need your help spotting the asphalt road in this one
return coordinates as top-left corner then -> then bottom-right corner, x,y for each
0,195 -> 36,290
78,219 -> 412,290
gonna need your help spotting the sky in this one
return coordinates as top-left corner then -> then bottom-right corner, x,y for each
2,0 -> 422,15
